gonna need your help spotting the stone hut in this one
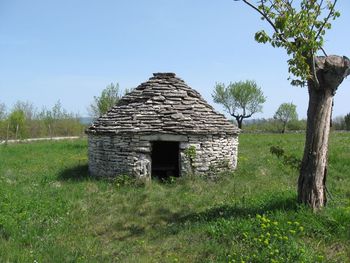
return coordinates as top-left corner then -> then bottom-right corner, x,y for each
86,73 -> 240,180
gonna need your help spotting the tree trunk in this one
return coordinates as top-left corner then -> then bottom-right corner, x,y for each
298,55 -> 350,210
298,82 -> 333,209
282,121 -> 287,134
235,117 -> 243,129
15,124 -> 19,140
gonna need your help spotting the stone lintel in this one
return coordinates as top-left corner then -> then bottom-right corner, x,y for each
140,134 -> 188,142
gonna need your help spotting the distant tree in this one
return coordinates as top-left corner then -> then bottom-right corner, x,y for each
345,113 -> 350,131
0,102 -> 6,120
212,80 -> 266,129
51,100 -> 69,119
274,103 -> 298,133
88,83 -> 124,118
12,101 -> 36,120
38,100 -> 80,137
8,109 -> 26,139
38,107 -> 55,138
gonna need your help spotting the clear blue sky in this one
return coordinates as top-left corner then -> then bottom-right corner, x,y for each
1,0 -> 349,119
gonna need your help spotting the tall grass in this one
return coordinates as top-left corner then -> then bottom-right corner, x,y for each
0,133 -> 349,262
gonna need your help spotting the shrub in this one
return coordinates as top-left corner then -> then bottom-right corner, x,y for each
270,145 -> 301,170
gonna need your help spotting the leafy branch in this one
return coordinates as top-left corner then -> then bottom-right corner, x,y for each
235,0 -> 340,86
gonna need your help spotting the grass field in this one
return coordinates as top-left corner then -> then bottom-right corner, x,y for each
0,133 -> 349,262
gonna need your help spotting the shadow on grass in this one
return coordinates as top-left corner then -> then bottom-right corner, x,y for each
108,195 -> 301,241
175,195 -> 298,224
57,164 -> 91,181
117,224 -> 146,241
105,194 -> 298,242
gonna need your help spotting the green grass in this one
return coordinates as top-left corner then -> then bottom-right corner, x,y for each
0,133 -> 349,262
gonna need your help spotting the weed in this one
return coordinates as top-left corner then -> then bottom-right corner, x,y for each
114,174 -> 139,187
270,145 -> 301,170
184,145 -> 197,175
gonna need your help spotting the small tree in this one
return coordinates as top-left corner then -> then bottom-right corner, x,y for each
274,103 -> 298,133
236,0 -> 350,210
38,100 -> 81,137
88,83 -> 124,118
12,101 -> 36,120
212,80 -> 266,129
345,113 -> 350,131
8,109 -> 26,139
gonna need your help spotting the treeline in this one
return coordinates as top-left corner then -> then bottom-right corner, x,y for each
1,94 -> 349,141
244,115 -> 350,133
0,101 -> 85,141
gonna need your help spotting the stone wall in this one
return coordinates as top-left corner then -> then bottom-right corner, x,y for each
88,135 -> 135,177
179,135 -> 238,177
88,133 -> 238,179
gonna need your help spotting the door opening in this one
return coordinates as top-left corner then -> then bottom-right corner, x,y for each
151,141 -> 179,179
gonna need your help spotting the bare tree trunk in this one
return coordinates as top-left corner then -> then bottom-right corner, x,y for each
236,118 -> 243,129
298,55 -> 350,210
298,83 -> 333,209
15,124 -> 19,140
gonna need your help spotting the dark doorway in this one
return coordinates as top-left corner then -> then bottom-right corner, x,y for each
151,141 -> 179,179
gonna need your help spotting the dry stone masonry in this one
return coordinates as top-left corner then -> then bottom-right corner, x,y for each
86,73 -> 240,179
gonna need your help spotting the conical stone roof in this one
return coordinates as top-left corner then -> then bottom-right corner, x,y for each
86,73 -> 239,135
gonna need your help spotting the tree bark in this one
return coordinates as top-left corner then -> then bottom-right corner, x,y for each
298,82 -> 333,209
298,55 -> 350,210
236,118 -> 243,129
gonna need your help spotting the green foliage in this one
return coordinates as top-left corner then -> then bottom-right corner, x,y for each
244,118 -> 306,133
270,145 -> 285,158
89,83 -> 124,118
114,174 -> 145,188
212,80 -> 266,128
345,113 -> 350,131
239,0 -> 340,85
185,145 -> 197,175
37,100 -> 83,138
0,134 -> 349,262
8,109 -> 26,139
274,103 -> 298,133
287,119 -> 306,131
0,101 -> 84,140
184,145 -> 197,161
270,145 -> 301,170
12,101 -> 36,120
226,215 -> 311,262
274,103 -> 298,123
